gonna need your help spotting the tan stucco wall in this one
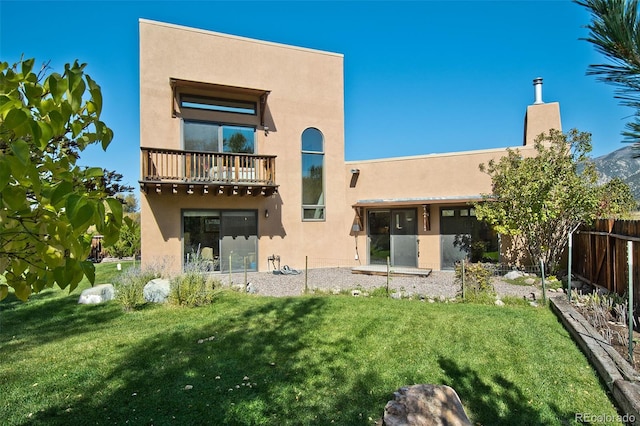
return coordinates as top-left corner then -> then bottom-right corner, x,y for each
343,99 -> 561,269
344,146 -> 539,270
524,102 -> 561,146
140,19 -> 353,273
139,19 -> 563,273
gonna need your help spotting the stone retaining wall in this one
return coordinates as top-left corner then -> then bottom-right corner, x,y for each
550,295 -> 640,425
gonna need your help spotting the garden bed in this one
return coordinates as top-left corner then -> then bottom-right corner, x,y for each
551,295 -> 640,424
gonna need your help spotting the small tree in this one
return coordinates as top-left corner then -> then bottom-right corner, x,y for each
596,177 -> 637,216
475,128 -> 634,274
106,193 -> 140,259
118,193 -> 139,214
0,59 -> 122,300
105,216 -> 141,259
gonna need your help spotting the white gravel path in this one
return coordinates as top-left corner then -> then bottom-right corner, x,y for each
220,267 -> 545,300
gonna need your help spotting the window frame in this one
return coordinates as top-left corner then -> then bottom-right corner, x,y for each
182,209 -> 259,272
301,127 -> 326,222
180,94 -> 257,116
182,119 -> 256,154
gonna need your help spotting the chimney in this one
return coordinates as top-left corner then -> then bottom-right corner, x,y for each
533,77 -> 544,104
523,77 -> 561,146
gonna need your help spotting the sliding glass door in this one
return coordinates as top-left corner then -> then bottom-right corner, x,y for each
368,209 -> 417,267
183,210 -> 257,272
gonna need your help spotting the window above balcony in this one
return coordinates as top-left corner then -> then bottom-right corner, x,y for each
184,121 -> 255,154
170,78 -> 270,126
181,95 -> 256,115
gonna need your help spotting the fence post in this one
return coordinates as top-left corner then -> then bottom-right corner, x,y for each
540,259 -> 546,305
629,241 -> 634,364
244,256 -> 247,288
386,256 -> 390,297
229,253 -> 233,286
461,260 -> 466,300
305,255 -> 308,294
568,231 -> 573,302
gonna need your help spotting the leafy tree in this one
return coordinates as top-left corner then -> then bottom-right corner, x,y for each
105,215 -> 141,259
576,0 -> 640,148
474,128 -> 634,274
104,194 -> 140,258
117,193 -> 139,214
0,58 -> 123,300
596,176 -> 637,215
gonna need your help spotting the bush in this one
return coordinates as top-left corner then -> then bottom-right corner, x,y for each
113,266 -> 161,311
104,216 -> 141,259
169,269 -> 219,307
369,286 -> 390,298
455,261 -> 494,299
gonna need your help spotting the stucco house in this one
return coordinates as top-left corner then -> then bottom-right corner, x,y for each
139,19 -> 562,274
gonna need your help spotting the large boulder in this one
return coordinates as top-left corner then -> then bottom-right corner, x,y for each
503,271 -> 525,280
78,284 -> 115,304
143,278 -> 171,303
383,384 -> 471,426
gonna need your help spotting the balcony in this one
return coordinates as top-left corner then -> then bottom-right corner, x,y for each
140,148 -> 277,196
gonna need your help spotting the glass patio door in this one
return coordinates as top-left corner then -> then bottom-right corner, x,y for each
183,210 -> 258,272
368,209 -> 417,267
391,209 -> 417,267
183,211 -> 221,271
368,210 -> 391,265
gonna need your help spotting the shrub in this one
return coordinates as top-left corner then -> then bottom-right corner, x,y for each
455,261 -> 494,299
169,269 -> 219,307
470,241 -> 487,263
369,286 -> 390,298
113,266 -> 161,311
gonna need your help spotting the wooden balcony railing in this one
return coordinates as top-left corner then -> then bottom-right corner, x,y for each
140,148 -> 277,196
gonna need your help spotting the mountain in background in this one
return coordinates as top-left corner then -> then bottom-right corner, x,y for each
591,145 -> 640,200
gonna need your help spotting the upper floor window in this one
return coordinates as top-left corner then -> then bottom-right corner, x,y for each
180,95 -> 256,115
183,121 -> 255,154
301,128 -> 325,221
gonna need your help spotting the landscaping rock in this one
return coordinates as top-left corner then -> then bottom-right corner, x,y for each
383,384 -> 471,426
571,280 -> 585,290
391,292 -> 402,300
143,278 -> 170,303
246,282 -> 257,294
495,299 -> 505,307
352,289 -> 361,297
78,284 -> 115,304
524,278 -> 536,285
504,271 -> 525,280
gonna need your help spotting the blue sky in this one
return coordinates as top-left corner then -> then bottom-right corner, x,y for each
0,0 -> 634,192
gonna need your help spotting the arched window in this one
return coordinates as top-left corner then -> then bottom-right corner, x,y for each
301,128 -> 325,220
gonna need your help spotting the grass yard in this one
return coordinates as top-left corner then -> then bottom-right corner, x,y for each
0,263 -> 624,425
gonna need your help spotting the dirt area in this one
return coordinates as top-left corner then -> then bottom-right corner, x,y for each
572,301 -> 640,371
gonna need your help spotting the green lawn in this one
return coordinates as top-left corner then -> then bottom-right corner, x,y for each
0,263 -> 623,425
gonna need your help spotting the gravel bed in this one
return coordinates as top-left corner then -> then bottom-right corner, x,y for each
219,267 -> 545,300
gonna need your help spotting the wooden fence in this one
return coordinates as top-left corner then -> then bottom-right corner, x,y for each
572,219 -> 640,303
